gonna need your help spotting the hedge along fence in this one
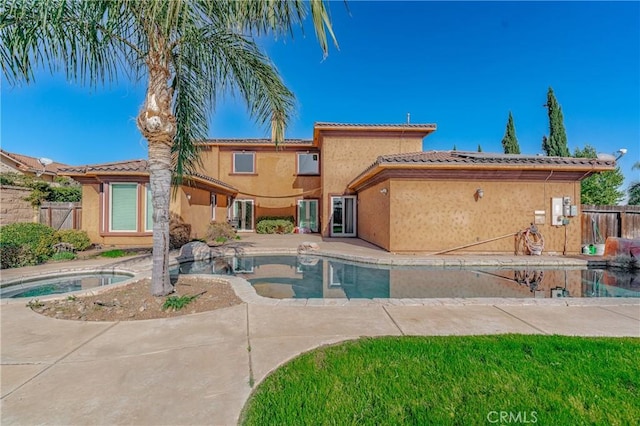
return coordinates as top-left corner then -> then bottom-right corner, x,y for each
256,216 -> 295,234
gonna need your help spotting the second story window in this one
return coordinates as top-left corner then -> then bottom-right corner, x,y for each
233,152 -> 255,174
297,153 -> 319,175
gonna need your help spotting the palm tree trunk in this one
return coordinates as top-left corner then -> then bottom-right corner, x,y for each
137,50 -> 176,297
147,142 -> 173,296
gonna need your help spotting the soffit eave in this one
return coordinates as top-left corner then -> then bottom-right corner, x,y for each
348,163 -> 615,191
313,125 -> 437,146
181,176 -> 238,197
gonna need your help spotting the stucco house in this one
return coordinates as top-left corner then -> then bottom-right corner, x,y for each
59,122 -> 616,253
59,160 -> 237,246
1,149 -> 68,182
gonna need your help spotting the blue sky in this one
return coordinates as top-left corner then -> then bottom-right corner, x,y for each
2,1 -> 639,197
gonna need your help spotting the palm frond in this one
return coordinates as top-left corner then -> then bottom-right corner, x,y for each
0,0 -> 146,86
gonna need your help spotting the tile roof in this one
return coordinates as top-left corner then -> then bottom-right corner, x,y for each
375,151 -> 616,167
1,149 -> 69,175
314,122 -> 437,130
59,160 -> 237,191
59,159 -> 148,174
203,138 -> 313,145
349,150 -> 617,189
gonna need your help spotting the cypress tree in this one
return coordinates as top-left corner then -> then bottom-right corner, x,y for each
452,144 -> 457,151
501,111 -> 520,154
542,87 -> 570,157
477,144 -> 483,152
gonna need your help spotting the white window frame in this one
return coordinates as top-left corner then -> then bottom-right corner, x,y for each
144,184 -> 153,232
232,257 -> 254,273
233,152 -> 255,174
297,152 -> 319,175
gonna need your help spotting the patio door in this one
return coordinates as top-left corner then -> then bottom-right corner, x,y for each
297,200 -> 319,232
231,199 -> 254,231
330,196 -> 356,237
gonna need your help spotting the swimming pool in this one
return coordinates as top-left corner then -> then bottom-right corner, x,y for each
179,255 -> 640,299
0,272 -> 133,299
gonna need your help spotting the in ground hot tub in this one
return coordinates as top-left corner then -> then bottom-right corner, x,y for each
0,272 -> 133,299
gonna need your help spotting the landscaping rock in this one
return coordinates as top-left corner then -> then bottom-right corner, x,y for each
298,242 -> 319,254
177,241 -> 212,262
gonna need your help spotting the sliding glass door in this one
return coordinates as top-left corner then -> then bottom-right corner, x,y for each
330,196 -> 356,237
231,199 -> 254,231
297,200 -> 319,232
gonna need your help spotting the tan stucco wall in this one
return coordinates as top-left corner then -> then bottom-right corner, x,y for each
382,178 -> 582,254
357,181 -> 391,250
81,184 -> 101,242
80,183 -> 153,247
200,148 -> 321,225
174,186 -> 212,240
320,134 -> 423,236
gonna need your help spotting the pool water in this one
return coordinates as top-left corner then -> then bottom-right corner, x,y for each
0,273 -> 132,299
179,255 -> 640,299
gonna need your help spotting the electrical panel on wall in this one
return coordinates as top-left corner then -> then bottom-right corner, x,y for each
551,198 -> 564,226
570,205 -> 578,217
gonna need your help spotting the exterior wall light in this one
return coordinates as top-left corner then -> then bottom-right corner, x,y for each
380,188 -> 388,195
475,188 -> 484,200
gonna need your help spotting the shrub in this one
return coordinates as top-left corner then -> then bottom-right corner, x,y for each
0,173 -> 17,186
169,214 -> 192,249
162,293 -> 202,311
0,242 -> 22,269
206,221 -> 237,243
0,173 -> 81,205
55,229 -> 91,251
256,216 -> 295,234
257,215 -> 295,224
0,223 -> 58,267
256,219 -> 294,234
49,186 -> 81,202
51,251 -> 76,261
24,181 -> 51,207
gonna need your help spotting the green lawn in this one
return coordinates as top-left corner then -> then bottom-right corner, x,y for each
241,335 -> 639,425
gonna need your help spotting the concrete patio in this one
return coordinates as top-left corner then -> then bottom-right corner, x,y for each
1,235 -> 639,425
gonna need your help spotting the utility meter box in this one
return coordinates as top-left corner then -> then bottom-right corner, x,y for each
551,198 -> 564,226
569,205 -> 578,217
551,288 -> 569,298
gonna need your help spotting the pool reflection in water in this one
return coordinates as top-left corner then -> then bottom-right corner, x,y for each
178,255 -> 640,299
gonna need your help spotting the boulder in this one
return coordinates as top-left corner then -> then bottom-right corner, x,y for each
297,242 -> 319,254
177,241 -> 212,263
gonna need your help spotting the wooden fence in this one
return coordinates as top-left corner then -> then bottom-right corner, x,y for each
39,202 -> 82,230
581,205 -> 640,245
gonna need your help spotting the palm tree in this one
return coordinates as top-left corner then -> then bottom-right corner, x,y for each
1,0 -> 337,295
